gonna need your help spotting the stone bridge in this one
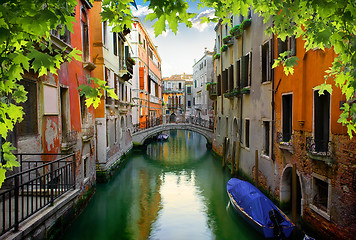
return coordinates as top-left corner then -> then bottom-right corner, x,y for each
132,121 -> 214,146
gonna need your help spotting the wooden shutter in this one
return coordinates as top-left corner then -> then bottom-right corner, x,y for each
248,52 -> 252,86
139,67 -> 144,90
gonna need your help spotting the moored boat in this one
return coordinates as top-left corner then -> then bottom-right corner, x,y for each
157,133 -> 169,141
227,178 -> 294,238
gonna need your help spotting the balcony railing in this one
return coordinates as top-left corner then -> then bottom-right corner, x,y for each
61,130 -> 78,150
167,104 -> 184,109
306,137 -> 332,157
185,116 -> 214,130
207,83 -> 217,100
0,153 -> 75,236
276,132 -> 293,146
82,125 -> 95,141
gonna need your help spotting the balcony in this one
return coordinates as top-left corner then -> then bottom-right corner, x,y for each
119,57 -> 135,81
61,130 -> 78,151
119,101 -> 129,114
306,137 -> 333,165
167,104 -> 183,109
163,89 -> 184,94
277,132 -> 293,153
207,83 -> 217,100
82,125 -> 95,141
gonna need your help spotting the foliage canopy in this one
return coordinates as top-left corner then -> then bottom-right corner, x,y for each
0,0 -> 355,187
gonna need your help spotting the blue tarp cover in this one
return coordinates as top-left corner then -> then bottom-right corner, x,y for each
227,178 -> 294,229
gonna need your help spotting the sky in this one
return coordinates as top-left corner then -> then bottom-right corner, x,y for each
131,1 -> 216,78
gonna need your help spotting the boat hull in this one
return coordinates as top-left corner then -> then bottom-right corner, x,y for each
227,178 -> 294,238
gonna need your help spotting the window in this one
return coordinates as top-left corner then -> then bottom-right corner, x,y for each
60,87 -> 69,134
84,157 -> 88,178
263,121 -> 270,156
222,69 -> 228,93
138,33 -> 141,44
81,8 -> 89,62
228,65 -> 234,91
166,110 -> 170,114
187,86 -> 191,94
241,53 -> 252,88
236,60 -> 240,89
217,75 -> 221,96
313,177 -> 328,211
277,36 -> 296,57
18,79 -> 38,135
314,91 -> 330,152
282,94 -> 293,142
103,21 -> 107,46
261,41 -> 271,83
245,119 -> 250,148
188,100 -> 191,107
80,95 -> 87,124
311,174 -> 330,220
193,97 -> 195,106
113,32 -> 118,56
105,67 -> 111,105
277,38 -> 288,56
106,119 -> 109,148
115,118 -> 118,143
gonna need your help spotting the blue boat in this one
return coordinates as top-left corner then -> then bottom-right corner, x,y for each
227,178 -> 295,238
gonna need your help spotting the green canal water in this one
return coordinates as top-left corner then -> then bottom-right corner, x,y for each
62,130 -> 264,240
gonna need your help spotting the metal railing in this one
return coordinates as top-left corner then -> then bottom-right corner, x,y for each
0,153 -> 75,236
306,137 -> 332,157
276,132 -> 293,146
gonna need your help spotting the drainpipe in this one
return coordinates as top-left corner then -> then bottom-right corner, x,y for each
237,32 -> 244,173
271,33 -> 275,160
220,23 -> 223,115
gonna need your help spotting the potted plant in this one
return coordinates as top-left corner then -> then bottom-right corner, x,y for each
240,87 -> 251,94
220,45 -> 228,52
231,89 -> 240,97
241,19 -> 251,30
223,35 -> 232,45
213,53 -> 220,60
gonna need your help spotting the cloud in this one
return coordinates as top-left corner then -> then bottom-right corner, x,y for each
131,5 -> 153,17
191,9 -> 216,32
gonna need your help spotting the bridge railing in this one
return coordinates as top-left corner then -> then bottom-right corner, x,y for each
133,116 -> 163,133
133,116 -> 214,134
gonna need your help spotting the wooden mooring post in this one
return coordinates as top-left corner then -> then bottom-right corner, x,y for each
231,141 -> 236,175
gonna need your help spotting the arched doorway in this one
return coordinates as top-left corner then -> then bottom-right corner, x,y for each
280,165 -> 303,218
170,113 -> 176,123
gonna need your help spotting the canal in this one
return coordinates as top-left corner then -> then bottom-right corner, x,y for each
62,130 -> 264,240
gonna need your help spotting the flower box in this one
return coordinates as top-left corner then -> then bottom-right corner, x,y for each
241,19 -> 251,30
221,45 -> 228,52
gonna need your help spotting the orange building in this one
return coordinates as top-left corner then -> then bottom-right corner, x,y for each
273,36 -> 356,239
90,1 -> 134,181
130,18 -> 163,128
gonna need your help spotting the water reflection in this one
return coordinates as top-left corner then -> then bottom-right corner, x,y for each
62,130 -> 263,240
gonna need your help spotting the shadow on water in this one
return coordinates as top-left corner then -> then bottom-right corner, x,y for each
61,130 -> 264,240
